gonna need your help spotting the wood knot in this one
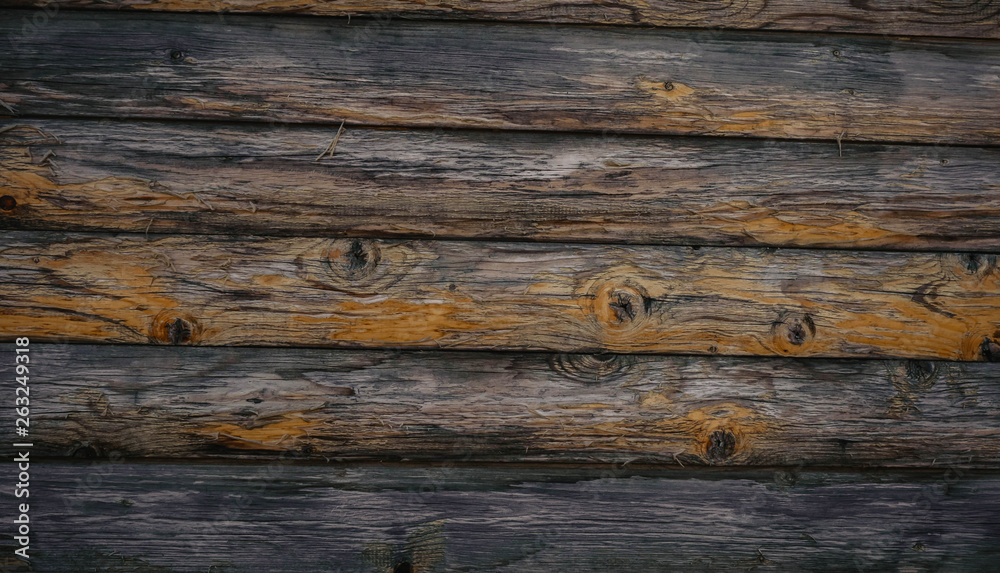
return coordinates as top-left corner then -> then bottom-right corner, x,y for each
0,195 -> 16,211
903,360 -> 938,385
770,311 -> 816,353
590,280 -> 653,331
68,441 -> 102,458
327,238 -> 381,280
548,353 -> 639,384
317,238 -> 394,294
886,359 -> 941,418
981,336 -> 1000,362
705,429 -> 737,462
304,238 -> 420,295
959,253 -> 997,276
151,311 -> 200,345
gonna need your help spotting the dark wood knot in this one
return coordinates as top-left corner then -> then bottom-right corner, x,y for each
548,353 -> 638,384
0,195 -> 16,211
705,429 -> 737,462
151,311 -> 201,345
960,253 -> 997,276
590,279 -> 653,331
903,360 -> 938,386
324,238 -> 382,281
68,441 -> 102,458
770,311 -> 816,352
981,336 -> 1000,362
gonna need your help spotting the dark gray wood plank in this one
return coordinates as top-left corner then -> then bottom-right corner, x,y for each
6,462 -> 999,571
3,12 -> 1000,144
3,120 -> 1000,250
3,232 -> 999,359
2,0 -> 1000,39
6,344 -> 1000,467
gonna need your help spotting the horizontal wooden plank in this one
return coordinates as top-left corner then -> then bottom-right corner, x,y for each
8,462 -> 1000,571
2,232 -> 999,359
8,344 -> 1000,467
3,120 -> 1000,251
3,12 -> 1000,144
2,0 -> 1000,39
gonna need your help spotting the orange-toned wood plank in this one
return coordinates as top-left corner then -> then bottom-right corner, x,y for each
2,233 -> 998,359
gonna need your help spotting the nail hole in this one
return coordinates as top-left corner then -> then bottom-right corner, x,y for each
832,49 -> 841,57
0,195 -> 16,211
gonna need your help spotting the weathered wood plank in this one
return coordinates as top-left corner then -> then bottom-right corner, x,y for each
7,462 -> 1000,571
8,344 -> 1000,467
3,120 -> 1000,251
2,232 -> 998,359
3,0 -> 1000,39
3,12 -> 1000,144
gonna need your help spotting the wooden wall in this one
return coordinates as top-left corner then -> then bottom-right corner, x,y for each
1,0 -> 999,570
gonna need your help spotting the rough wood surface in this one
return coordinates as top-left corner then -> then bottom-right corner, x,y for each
2,232 -> 999,359
3,120 -> 1000,251
5,462 -> 999,571
3,12 -> 1000,144
3,0 -> 1000,40
7,344 -> 999,467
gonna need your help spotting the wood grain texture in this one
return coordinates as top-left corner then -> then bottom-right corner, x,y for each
6,462 -> 999,571
3,12 -> 1000,144
3,0 -> 1000,39
7,344 -> 1000,467
2,232 -> 999,359
3,120 -> 1000,251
